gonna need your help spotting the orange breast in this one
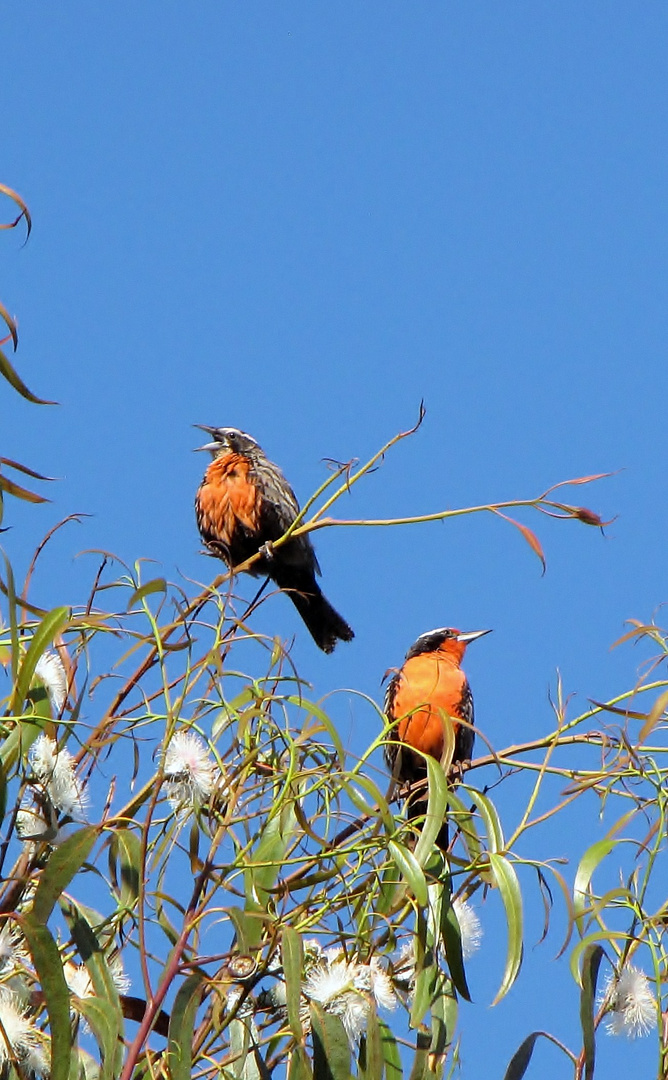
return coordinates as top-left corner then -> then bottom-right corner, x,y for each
197,453 -> 260,538
392,653 -> 467,761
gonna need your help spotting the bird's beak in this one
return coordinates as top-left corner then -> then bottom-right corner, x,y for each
193,424 -> 220,452
455,629 -> 492,644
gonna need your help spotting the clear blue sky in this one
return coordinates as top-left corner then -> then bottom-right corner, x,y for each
3,4 -> 668,1076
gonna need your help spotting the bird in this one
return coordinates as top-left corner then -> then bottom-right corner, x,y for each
194,426 -> 354,654
384,626 -> 491,851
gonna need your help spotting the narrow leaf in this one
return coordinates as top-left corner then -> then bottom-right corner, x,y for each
388,841 -> 428,907
0,473 -> 49,503
20,915 -> 71,1080
573,840 -> 615,934
31,826 -> 98,924
168,974 -> 205,1080
310,1003 -> 352,1080
503,1032 -> 542,1080
127,578 -> 167,610
10,605 -> 70,716
108,829 -> 141,907
580,945 -> 604,1080
639,689 -> 668,744
0,347 -> 56,404
378,1019 -> 403,1080
494,510 -> 546,573
281,927 -> 305,1041
489,853 -> 523,1005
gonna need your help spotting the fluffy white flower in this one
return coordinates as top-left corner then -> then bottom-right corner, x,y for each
16,804 -> 67,848
355,957 -> 397,1011
0,988 -> 48,1074
65,956 -> 130,1033
303,949 -> 396,1045
29,735 -> 87,819
163,731 -> 218,812
600,964 -> 657,1038
34,651 -> 67,715
453,897 -> 483,959
0,926 -> 27,975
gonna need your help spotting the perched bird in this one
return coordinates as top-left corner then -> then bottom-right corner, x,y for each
194,426 -> 354,654
384,626 -> 491,851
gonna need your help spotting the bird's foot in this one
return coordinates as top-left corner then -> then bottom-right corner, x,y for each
258,541 -> 275,562
448,758 -> 471,784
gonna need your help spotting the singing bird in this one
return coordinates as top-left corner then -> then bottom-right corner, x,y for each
384,626 -> 491,850
194,426 -> 354,653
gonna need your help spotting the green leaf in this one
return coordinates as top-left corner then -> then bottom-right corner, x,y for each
127,578 -> 167,610
0,347 -> 56,404
20,915 -> 71,1080
407,1031 -> 431,1080
281,927 -> 305,1042
378,1019 -> 403,1080
579,945 -> 604,1080
10,605 -> 70,716
466,788 -> 504,853
310,1003 -> 353,1080
489,853 -> 523,1005
359,1005 -> 383,1080
440,898 -> 471,1003
429,970 -> 457,1060
168,974 -> 205,1080
412,758 -> 449,867
573,840 -> 615,934
388,841 -> 428,907
503,1032 -> 543,1080
31,826 -> 98,924
229,1015 -> 262,1080
108,829 -> 141,908
76,997 -> 122,1080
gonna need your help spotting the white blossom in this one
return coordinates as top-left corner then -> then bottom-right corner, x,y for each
0,988 -> 48,1075
16,805 -> 67,849
303,949 -> 396,1046
163,731 -> 218,812
600,964 -> 657,1038
0,925 -> 27,975
355,957 -> 397,1012
453,897 -> 483,959
65,956 -> 130,1033
34,651 -> 67,715
29,735 -> 87,819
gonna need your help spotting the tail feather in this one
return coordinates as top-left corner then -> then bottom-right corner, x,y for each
271,567 -> 353,653
288,586 -> 355,654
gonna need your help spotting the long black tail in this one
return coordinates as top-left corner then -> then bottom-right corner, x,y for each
274,570 -> 354,653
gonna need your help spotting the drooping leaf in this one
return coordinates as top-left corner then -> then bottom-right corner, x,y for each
388,840 -> 428,907
310,1003 -> 352,1080
573,840 -> 615,934
0,347 -> 56,404
168,974 -> 205,1080
579,945 -> 604,1080
378,1019 -> 403,1080
108,829 -> 141,908
9,605 -> 70,716
489,853 -> 523,1005
31,826 -> 98,924
281,927 -> 305,1042
20,915 -> 71,1080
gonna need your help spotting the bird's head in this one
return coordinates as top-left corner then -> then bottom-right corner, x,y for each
194,426 -> 261,459
408,626 -> 492,664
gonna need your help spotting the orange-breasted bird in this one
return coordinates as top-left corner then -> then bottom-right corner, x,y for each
194,426 -> 354,654
384,626 -> 491,850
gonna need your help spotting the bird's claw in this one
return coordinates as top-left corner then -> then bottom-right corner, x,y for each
259,541 -> 275,562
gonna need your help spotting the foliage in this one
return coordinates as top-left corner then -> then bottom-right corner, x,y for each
2,188 -> 668,1080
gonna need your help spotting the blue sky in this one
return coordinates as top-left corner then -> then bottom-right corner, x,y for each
2,4 -> 668,1076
